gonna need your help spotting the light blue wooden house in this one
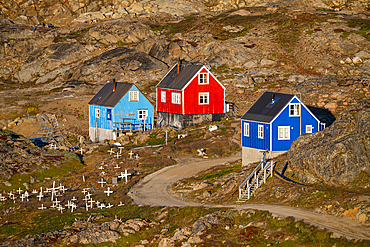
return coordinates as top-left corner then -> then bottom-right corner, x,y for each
241,91 -> 326,166
88,80 -> 154,142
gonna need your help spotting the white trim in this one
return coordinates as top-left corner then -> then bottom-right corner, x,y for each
306,125 -> 313,134
172,92 -> 181,104
199,92 -> 209,105
258,125 -> 264,139
95,107 -> 100,119
156,88 -> 158,112
278,126 -> 290,140
243,122 -> 249,137
129,90 -> 139,101
182,65 -> 226,91
270,122 -> 272,151
198,73 -> 209,85
182,90 -> 184,114
137,109 -> 148,121
289,103 -> 300,117
161,90 -> 166,103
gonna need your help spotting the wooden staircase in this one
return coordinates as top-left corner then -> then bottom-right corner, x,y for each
238,151 -> 275,201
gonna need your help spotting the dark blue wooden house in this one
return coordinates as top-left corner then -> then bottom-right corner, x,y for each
241,91 -> 326,165
89,80 -> 154,142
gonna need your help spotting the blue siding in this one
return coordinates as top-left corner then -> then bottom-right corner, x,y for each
89,85 -> 154,131
271,97 -> 321,151
113,85 -> 154,128
89,105 -> 114,130
242,96 -> 322,152
241,120 -> 270,150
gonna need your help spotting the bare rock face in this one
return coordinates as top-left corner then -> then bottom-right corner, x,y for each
63,47 -> 168,82
288,97 -> 370,185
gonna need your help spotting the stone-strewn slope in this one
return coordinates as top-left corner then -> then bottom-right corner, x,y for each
288,97 -> 370,185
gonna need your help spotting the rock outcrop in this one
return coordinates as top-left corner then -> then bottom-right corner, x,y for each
288,97 -> 370,185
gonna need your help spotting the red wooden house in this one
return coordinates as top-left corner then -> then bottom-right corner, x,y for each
156,62 -> 225,129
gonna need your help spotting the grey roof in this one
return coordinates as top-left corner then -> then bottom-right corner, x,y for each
88,81 -> 133,107
241,92 -> 295,123
157,62 -> 203,90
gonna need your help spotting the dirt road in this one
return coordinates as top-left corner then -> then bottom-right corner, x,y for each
128,156 -> 370,240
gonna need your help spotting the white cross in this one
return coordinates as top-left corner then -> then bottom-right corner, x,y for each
104,187 -> 113,196
66,200 -> 72,209
87,198 -> 95,208
118,169 -> 131,183
128,151 -> 134,159
53,198 -> 60,206
85,203 -> 90,211
20,194 -> 25,202
118,202 -> 124,206
118,147 -> 124,154
79,147 -> 84,155
106,203 -> 114,208
98,165 -> 105,170
57,204 -> 65,213
0,194 -> 6,201
23,191 -> 29,201
95,200 -> 100,206
101,171 -> 105,176
38,204 -> 47,210
135,154 -> 139,160
70,203 -> 77,212
98,178 -> 106,187
32,189 -> 37,194
9,193 -> 16,201
49,181 -> 58,201
71,196 -> 77,201
108,148 -> 115,155
59,185 -> 67,193
115,152 -> 122,159
83,196 -> 89,202
17,187 -> 23,194
37,193 -> 44,201
114,164 -> 120,169
98,203 -> 105,209
82,188 -> 89,194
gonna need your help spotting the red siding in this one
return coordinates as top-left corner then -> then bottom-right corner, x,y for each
183,72 -> 224,115
157,88 -> 183,114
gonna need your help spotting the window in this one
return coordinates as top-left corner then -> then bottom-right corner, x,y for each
95,108 -> 100,119
199,92 -> 209,105
161,91 -> 166,103
258,125 -> 264,139
129,91 -> 139,101
107,109 -> 112,121
278,126 -> 290,140
289,103 -> 300,116
199,73 -> 208,84
306,125 -> 313,134
244,122 -> 249,137
172,92 -> 181,104
138,109 -> 148,120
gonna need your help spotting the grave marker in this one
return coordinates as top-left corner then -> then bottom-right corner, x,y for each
128,151 -> 134,159
118,169 -> 131,183
104,187 -> 113,196
98,178 -> 106,187
38,204 -> 47,210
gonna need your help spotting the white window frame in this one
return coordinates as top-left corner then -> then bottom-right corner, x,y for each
199,73 -> 208,84
244,122 -> 249,137
161,90 -> 166,103
199,92 -> 209,105
258,125 -> 264,139
129,91 -> 139,101
95,108 -> 100,119
172,92 -> 181,104
306,125 -> 313,134
289,103 -> 300,117
278,126 -> 290,140
138,109 -> 148,121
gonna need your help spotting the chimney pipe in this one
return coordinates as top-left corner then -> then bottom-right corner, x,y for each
113,78 -> 116,92
177,59 -> 180,74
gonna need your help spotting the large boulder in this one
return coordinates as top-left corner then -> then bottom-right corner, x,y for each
288,97 -> 370,185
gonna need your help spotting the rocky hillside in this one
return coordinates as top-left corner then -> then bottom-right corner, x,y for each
288,97 -> 370,185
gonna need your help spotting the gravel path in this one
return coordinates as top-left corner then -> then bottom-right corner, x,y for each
128,155 -> 370,241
